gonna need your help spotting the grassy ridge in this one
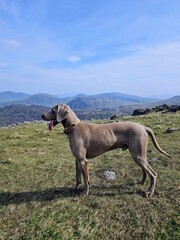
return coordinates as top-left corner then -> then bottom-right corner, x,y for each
0,113 -> 179,239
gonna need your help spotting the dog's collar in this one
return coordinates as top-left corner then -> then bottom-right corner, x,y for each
63,119 -> 80,135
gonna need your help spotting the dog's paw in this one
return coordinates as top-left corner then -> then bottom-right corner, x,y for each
81,190 -> 89,197
144,191 -> 154,198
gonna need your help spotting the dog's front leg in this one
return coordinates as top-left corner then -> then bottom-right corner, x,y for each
80,159 -> 90,196
75,159 -> 82,192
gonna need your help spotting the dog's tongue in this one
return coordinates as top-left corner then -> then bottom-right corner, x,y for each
48,120 -> 54,131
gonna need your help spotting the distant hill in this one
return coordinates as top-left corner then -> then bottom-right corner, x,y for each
68,92 -> 158,110
0,105 -> 49,127
0,91 -> 30,104
15,93 -> 72,107
159,96 -> 180,105
0,92 -> 72,107
92,92 -> 157,103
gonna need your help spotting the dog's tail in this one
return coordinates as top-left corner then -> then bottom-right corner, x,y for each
145,127 -> 172,158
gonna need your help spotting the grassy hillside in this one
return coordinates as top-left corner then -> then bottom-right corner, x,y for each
0,113 -> 179,239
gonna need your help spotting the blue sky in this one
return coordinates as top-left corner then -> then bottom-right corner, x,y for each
0,0 -> 180,97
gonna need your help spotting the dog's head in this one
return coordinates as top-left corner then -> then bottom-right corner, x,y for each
41,104 -> 69,131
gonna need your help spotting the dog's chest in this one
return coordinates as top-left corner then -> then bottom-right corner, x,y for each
68,129 -> 123,159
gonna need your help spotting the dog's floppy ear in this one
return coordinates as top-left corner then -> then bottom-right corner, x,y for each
56,104 -> 69,122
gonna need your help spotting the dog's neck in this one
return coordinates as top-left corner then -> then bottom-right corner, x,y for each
61,109 -> 80,135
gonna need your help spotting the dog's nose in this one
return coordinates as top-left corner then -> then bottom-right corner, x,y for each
41,114 -> 45,119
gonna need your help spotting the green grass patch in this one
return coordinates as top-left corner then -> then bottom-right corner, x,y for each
0,114 -> 180,239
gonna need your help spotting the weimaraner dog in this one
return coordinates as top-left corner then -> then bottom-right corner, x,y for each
41,104 -> 172,197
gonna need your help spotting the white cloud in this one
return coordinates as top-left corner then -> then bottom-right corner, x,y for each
67,55 -> 81,63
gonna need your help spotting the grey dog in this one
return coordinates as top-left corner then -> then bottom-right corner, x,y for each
41,104 -> 172,197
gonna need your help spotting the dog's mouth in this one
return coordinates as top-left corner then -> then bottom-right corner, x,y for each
48,120 -> 59,131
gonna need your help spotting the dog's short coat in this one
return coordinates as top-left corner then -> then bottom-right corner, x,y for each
41,104 -> 172,197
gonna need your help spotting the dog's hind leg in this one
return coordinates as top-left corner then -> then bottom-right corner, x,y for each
136,167 -> 147,185
129,140 -> 157,197
133,156 -> 157,197
145,163 -> 157,197
130,134 -> 157,197
129,139 -> 148,186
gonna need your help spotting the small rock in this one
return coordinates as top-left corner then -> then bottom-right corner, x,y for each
148,157 -> 158,163
9,206 -> 16,214
101,171 -> 116,180
166,127 -> 179,133
148,150 -> 156,155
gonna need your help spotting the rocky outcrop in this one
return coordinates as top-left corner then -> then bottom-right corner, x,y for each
132,104 -> 180,116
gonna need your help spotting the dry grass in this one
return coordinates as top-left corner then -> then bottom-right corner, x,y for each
0,113 -> 179,239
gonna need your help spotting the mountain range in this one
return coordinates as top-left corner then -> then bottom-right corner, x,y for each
0,91 -> 179,127
1,91 -> 179,110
